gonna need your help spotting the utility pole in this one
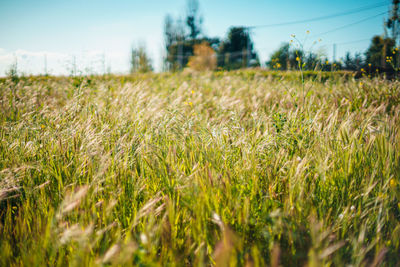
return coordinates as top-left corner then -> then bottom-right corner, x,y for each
72,55 -> 77,76
247,27 -> 251,68
333,44 -> 337,63
390,0 -> 400,45
178,40 -> 183,69
382,41 -> 387,69
44,54 -> 48,76
101,53 -> 106,75
331,43 -> 337,71
390,0 -> 400,68
13,53 -> 18,75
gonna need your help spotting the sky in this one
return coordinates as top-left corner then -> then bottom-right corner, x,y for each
0,0 -> 392,76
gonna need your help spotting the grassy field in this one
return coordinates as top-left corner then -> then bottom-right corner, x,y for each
0,71 -> 399,266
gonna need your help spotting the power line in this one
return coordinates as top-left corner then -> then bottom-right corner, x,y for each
172,3 -> 390,66
311,11 -> 388,38
246,2 -> 388,29
258,37 -> 373,52
173,50 -> 250,60
173,36 -> 378,61
335,38 -> 373,45
313,38 -> 379,54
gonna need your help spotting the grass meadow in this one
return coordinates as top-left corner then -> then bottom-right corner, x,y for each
0,70 -> 399,266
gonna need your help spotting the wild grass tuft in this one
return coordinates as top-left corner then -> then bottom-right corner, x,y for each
0,71 -> 399,266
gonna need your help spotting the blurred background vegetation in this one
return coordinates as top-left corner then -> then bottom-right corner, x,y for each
127,0 -> 400,77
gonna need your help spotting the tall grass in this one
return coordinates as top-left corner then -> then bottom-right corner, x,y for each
0,71 -> 399,266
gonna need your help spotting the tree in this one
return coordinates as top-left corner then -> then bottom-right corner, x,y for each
342,52 -> 364,71
186,0 -> 202,40
164,15 -> 177,50
187,42 -> 217,71
266,43 -> 290,70
266,42 -> 305,70
6,58 -> 19,83
365,35 -> 395,68
218,27 -> 259,69
266,43 -> 326,71
130,44 -> 153,73
163,0 -> 205,71
386,0 -> 400,46
163,15 -> 186,71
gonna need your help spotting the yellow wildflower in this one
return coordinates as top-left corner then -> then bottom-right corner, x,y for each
378,192 -> 387,199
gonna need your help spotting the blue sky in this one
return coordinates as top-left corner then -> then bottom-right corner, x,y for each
0,0 -> 391,75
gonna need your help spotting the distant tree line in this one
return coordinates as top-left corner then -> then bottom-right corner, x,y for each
130,43 -> 153,73
266,35 -> 398,73
266,0 -> 400,74
130,0 -> 400,74
162,0 -> 259,71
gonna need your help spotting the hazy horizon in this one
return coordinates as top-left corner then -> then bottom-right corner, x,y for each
0,0 -> 390,76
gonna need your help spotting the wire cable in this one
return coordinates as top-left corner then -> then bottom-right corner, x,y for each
310,11 -> 388,38
335,38 -> 373,45
246,2 -> 388,29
